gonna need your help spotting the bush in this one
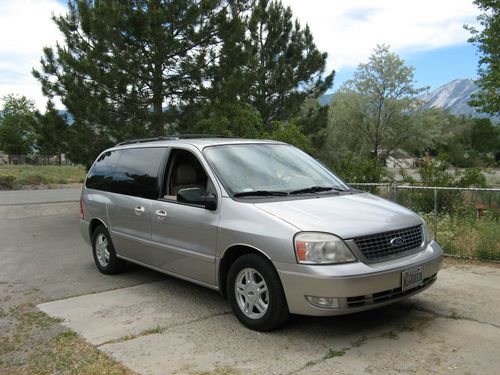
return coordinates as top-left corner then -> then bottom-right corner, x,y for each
334,157 -> 388,183
19,173 -> 49,186
0,175 -> 16,190
399,161 -> 487,213
420,212 -> 499,261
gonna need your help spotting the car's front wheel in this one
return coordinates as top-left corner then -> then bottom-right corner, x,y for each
227,254 -> 289,331
92,225 -> 126,275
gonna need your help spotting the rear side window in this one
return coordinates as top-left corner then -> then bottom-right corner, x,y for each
112,148 -> 167,199
86,150 -> 121,191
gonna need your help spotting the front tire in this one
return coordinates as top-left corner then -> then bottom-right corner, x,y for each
92,225 -> 126,275
227,254 -> 289,331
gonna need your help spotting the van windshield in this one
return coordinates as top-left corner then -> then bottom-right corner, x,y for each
204,143 -> 349,197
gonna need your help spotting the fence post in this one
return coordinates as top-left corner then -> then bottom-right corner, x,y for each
433,189 -> 438,241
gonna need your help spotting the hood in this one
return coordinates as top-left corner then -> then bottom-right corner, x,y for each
253,193 -> 422,239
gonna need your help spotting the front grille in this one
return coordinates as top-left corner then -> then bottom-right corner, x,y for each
346,274 -> 437,308
354,225 -> 424,262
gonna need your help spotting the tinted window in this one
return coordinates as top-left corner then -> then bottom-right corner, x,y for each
112,148 -> 167,199
86,150 -> 121,191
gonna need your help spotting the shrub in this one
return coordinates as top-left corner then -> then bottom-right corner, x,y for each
399,161 -> 487,213
19,174 -> 49,186
420,212 -> 499,261
326,155 -> 388,184
0,175 -> 16,190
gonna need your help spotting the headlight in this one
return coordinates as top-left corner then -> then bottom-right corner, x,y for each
294,232 -> 357,264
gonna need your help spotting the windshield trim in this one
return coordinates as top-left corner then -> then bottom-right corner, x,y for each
202,143 -> 351,200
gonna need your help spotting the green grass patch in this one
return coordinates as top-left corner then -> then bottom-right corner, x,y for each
194,366 -> 242,375
421,212 -> 500,261
323,348 -> 346,359
381,331 -> 399,340
0,164 -> 86,188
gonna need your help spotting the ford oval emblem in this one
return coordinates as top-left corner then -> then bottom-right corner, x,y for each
390,237 -> 405,247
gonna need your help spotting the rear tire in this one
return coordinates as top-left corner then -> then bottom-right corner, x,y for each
227,254 -> 289,331
92,225 -> 126,275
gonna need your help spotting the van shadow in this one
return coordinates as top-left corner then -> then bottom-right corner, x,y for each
122,264 -> 437,343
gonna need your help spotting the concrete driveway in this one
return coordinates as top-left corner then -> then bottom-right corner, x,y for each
1,202 -> 499,374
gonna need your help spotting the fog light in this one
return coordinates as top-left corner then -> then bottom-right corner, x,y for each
305,296 -> 340,309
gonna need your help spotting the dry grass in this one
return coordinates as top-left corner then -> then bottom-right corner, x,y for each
0,286 -> 135,375
19,331 -> 135,375
0,165 -> 86,188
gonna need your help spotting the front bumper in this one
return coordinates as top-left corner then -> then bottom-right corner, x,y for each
276,240 -> 443,316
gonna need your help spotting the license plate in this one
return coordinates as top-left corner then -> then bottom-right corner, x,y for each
401,267 -> 423,292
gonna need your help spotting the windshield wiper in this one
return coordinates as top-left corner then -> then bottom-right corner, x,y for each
289,186 -> 345,195
234,190 -> 289,198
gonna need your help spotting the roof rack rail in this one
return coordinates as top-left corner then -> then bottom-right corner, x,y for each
115,136 -> 176,146
115,134 -> 236,146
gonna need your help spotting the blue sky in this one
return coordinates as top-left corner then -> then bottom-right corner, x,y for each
333,43 -> 480,91
0,0 -> 482,110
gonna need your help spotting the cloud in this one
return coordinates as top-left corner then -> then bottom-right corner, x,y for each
0,0 -> 481,110
281,0 -> 480,72
0,0 -> 66,110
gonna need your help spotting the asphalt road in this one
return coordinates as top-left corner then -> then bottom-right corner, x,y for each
2,201 -> 499,374
0,187 -> 81,206
0,202 -> 164,299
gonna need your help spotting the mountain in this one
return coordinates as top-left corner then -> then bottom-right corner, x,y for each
422,79 -> 483,117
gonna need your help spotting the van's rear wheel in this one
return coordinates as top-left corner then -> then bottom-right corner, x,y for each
227,254 -> 289,331
92,225 -> 126,274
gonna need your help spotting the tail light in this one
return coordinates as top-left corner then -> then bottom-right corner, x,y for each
80,197 -> 84,219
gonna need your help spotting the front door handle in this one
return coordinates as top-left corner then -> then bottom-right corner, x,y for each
155,209 -> 167,219
134,205 -> 145,215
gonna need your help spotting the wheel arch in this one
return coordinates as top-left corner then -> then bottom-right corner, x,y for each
218,244 -> 275,299
88,217 -> 108,241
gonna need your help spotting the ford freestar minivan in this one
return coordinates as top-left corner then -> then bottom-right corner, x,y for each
80,136 -> 443,331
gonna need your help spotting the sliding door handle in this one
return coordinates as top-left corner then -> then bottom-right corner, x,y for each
155,209 -> 167,219
134,205 -> 145,215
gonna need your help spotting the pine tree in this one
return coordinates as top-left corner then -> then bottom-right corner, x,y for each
194,0 -> 334,135
244,0 -> 333,128
33,0 -> 226,165
34,101 -> 69,159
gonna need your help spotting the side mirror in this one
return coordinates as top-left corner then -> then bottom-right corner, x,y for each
177,188 -> 217,211
204,193 -> 217,211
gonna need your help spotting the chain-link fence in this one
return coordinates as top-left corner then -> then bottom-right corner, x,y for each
0,155 -> 70,166
350,183 -> 500,261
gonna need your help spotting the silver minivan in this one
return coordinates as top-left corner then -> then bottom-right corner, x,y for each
80,136 -> 443,331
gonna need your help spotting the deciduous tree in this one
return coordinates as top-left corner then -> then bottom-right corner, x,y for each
466,0 -> 500,116
0,95 -> 37,156
327,45 -> 427,167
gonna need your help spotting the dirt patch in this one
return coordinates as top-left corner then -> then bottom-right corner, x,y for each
443,254 -> 500,269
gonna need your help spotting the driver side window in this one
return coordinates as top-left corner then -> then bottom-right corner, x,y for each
163,149 -> 215,201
